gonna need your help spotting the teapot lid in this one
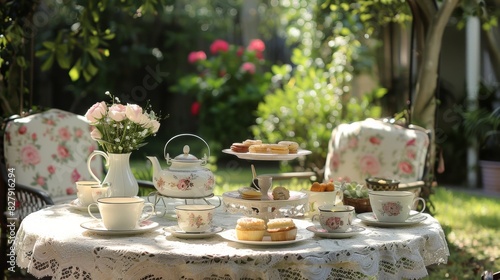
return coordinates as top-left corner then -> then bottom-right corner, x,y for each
166,145 -> 207,167
174,145 -> 199,161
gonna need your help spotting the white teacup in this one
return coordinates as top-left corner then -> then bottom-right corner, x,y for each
312,205 -> 354,232
368,191 -> 426,223
88,197 -> 155,230
304,190 -> 343,215
76,181 -> 101,207
175,204 -> 215,233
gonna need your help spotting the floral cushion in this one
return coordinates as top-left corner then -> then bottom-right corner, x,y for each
324,119 -> 429,184
4,109 -> 103,200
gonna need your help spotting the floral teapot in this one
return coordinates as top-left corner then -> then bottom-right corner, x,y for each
147,134 -> 215,198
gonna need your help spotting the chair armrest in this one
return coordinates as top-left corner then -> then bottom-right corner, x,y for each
398,181 -> 425,190
261,171 -> 318,182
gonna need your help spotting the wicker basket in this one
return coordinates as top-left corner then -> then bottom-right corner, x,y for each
343,197 -> 372,213
365,177 -> 399,191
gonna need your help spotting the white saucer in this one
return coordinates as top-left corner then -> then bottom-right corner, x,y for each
164,226 -> 224,239
357,212 -> 427,227
219,229 -> 310,246
80,220 -> 159,235
306,225 -> 365,238
68,199 -> 98,212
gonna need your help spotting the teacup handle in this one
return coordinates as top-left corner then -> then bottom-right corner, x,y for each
139,202 -> 155,222
87,150 -> 108,184
335,190 -> 344,205
87,203 -> 100,220
409,197 -> 426,217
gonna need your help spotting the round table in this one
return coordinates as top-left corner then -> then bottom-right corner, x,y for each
14,198 -> 449,280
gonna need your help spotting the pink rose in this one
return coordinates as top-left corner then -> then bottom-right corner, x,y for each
21,145 -> 41,165
58,127 -> 71,141
187,51 -> 207,64
85,101 -> 107,123
240,62 -> 256,74
236,46 -> 244,57
48,165 -> 56,174
247,39 -> 265,52
57,145 -> 70,158
71,169 -> 81,183
210,39 -> 229,54
125,104 -> 143,123
369,136 -> 381,145
108,104 -> 126,121
398,161 -> 413,174
359,154 -> 380,176
148,120 -> 160,134
18,125 -> 27,135
36,176 -> 46,187
90,128 -> 102,140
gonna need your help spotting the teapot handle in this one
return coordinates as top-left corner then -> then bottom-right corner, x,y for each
87,150 -> 109,184
164,133 -> 210,165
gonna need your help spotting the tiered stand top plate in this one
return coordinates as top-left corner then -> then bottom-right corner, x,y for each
222,149 -> 312,161
222,191 -> 308,220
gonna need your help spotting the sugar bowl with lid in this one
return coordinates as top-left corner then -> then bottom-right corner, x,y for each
147,134 -> 215,198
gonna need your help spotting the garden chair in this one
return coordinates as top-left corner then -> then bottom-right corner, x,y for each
270,118 -> 431,194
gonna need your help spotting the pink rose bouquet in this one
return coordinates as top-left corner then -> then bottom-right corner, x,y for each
85,91 -> 161,153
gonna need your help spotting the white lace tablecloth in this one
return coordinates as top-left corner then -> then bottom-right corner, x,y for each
15,199 -> 449,280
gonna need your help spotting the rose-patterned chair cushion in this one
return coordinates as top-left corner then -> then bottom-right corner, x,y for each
4,109 -> 103,202
324,118 -> 429,186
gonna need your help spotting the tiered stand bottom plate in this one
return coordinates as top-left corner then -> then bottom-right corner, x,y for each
222,191 -> 308,220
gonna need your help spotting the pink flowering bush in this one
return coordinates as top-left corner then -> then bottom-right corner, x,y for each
171,39 -> 272,151
85,91 -> 161,153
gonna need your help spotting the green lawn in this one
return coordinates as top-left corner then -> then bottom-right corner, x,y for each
133,161 -> 500,279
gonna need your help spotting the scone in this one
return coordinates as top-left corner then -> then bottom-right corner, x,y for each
266,218 -> 297,241
272,186 -> 290,200
235,217 -> 266,241
278,141 -> 299,153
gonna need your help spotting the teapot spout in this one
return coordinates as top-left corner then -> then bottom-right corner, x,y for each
146,156 -> 161,178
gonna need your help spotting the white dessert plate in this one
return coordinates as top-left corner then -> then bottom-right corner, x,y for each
306,225 -> 365,238
80,220 -> 159,235
222,149 -> 312,161
219,229 -> 309,246
357,211 -> 427,227
68,199 -> 98,212
164,226 -> 224,239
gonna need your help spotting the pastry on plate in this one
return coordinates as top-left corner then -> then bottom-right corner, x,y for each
268,144 -> 289,155
243,139 -> 263,147
230,143 -> 249,153
235,217 -> 266,241
278,141 -> 299,154
266,218 -> 297,241
238,187 -> 262,200
272,186 -> 290,200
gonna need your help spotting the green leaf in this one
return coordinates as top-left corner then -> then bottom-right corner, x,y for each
35,49 -> 51,57
69,59 -> 82,81
41,54 -> 55,71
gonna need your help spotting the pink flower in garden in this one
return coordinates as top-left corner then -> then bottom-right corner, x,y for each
188,51 -> 207,64
36,176 -> 46,187
236,46 -> 244,57
359,154 -> 380,175
48,165 -> 56,174
71,169 -> 81,183
369,136 -> 381,145
58,127 -> 71,141
57,145 -> 70,158
191,101 -> 200,116
210,39 -> 229,54
247,39 -> 265,52
398,161 -> 413,174
85,101 -> 107,123
21,145 -> 41,166
108,104 -> 127,122
240,62 -> 256,74
18,125 -> 27,135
